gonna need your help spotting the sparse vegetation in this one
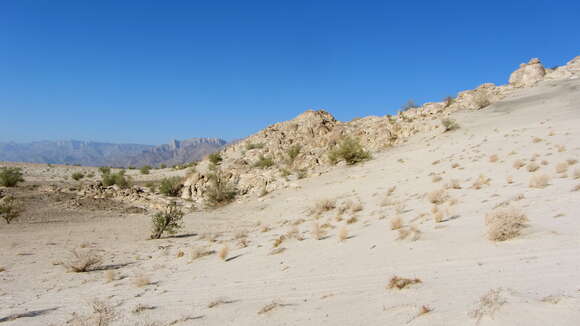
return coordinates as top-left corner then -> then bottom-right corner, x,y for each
218,245 -> 229,260
390,217 -> 403,230
473,92 -> 491,109
245,142 -> 264,150
71,172 -> 85,181
0,167 -> 24,187
253,155 -> 274,169
401,99 -> 419,111
150,203 -> 184,239
555,162 -> 569,174
286,144 -> 301,163
309,199 -> 336,216
513,159 -> 525,169
98,166 -> 111,175
427,189 -> 448,204
140,165 -> 151,175
469,289 -> 507,323
529,173 -> 550,188
328,136 -> 371,165
485,207 -> 528,241
338,226 -> 348,241
101,170 -> 130,188
158,177 -> 182,197
0,196 -> 23,224
441,118 -> 460,132
208,152 -> 223,165
65,249 -> 103,272
205,168 -> 237,206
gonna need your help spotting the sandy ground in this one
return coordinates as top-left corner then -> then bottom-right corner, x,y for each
1,77 -> 580,325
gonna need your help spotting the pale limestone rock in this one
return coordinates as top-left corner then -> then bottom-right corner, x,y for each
509,58 -> 546,87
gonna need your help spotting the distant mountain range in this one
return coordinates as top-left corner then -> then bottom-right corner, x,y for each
0,138 -> 227,167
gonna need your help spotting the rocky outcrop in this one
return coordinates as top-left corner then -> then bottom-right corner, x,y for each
509,58 -> 546,87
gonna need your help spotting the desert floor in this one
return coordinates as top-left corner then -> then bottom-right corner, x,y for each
1,78 -> 580,325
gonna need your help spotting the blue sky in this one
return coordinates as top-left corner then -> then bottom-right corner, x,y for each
1,1 -> 579,145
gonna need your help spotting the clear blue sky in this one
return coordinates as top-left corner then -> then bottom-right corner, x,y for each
1,1 -> 579,145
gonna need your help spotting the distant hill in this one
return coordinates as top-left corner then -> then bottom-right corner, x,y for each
0,138 -> 227,167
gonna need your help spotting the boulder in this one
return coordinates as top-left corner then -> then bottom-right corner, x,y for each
509,58 -> 546,87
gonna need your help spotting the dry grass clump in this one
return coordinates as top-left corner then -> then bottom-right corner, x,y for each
427,189 -> 448,204
489,154 -> 499,163
346,216 -> 358,224
218,245 -> 229,261
65,249 -> 102,273
397,225 -> 421,241
387,276 -> 422,290
432,175 -> 442,183
529,173 -> 550,188
70,299 -> 116,326
468,288 -> 507,323
567,158 -> 578,165
432,206 -> 447,223
337,227 -> 349,241
311,222 -> 325,240
513,159 -> 525,169
441,117 -> 460,132
133,274 -> 151,287
390,217 -> 403,230
555,162 -> 569,174
309,199 -> 336,216
444,178 -> 461,189
485,207 -> 528,241
257,302 -> 281,315
532,137 -> 543,143
190,247 -> 214,261
506,176 -> 514,184
471,174 -> 491,189
208,298 -> 234,309
526,162 -> 540,172
556,144 -> 566,152
574,168 -> 580,179
572,184 -> 580,192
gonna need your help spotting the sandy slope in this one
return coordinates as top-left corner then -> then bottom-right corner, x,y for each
1,77 -> 580,325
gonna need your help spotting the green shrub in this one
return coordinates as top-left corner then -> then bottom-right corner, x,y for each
205,169 -> 237,207
0,196 -> 23,224
159,177 -> 182,197
150,203 -> 184,239
0,167 -> 24,187
159,164 -> 167,169
253,155 -> 274,169
208,152 -> 223,165
98,166 -> 111,175
101,170 -> 130,188
328,137 -> 371,165
287,145 -> 301,163
441,118 -> 460,132
71,172 -> 85,181
145,181 -> 156,192
245,143 -> 265,150
140,166 -> 151,175
128,166 -> 136,170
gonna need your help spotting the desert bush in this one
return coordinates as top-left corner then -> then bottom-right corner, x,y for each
150,203 -> 184,239
70,299 -> 116,326
71,172 -> 85,181
140,165 -> 151,175
159,163 -> 167,169
101,170 -> 130,188
0,167 -> 24,187
471,174 -> 491,189
469,289 -> 507,323
0,196 -> 23,224
309,199 -> 336,216
390,217 -> 403,230
485,207 -> 528,241
328,137 -> 371,165
441,118 -> 459,132
253,155 -> 274,169
218,245 -> 229,261
401,99 -> 419,111
489,154 -> 498,163
427,189 -> 448,204
338,227 -> 349,241
158,177 -> 182,197
208,152 -> 223,165
205,169 -> 237,206
245,143 -> 264,150
513,159 -> 525,169
529,173 -> 550,188
473,92 -> 491,109
65,249 -> 102,272
286,144 -> 301,163
98,166 -> 111,175
527,162 -> 540,172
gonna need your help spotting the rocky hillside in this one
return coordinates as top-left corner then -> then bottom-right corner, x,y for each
0,138 -> 226,167
180,56 -> 580,205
